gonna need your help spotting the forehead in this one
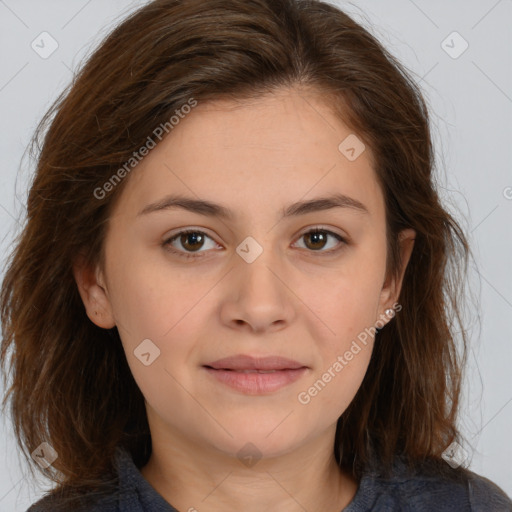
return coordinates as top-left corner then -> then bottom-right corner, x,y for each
112,88 -> 384,223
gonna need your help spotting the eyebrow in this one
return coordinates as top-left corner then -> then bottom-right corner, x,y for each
137,193 -> 369,219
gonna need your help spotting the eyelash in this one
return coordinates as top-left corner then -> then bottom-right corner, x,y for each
162,227 -> 348,260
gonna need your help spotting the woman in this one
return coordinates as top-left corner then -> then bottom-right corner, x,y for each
1,0 -> 511,510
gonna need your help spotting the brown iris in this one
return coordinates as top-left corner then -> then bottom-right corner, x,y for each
179,232 -> 205,252
303,230 -> 328,251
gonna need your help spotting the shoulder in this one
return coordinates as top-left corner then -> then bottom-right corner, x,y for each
25,448 -> 125,512
464,471 -> 512,509
25,445 -> 174,512
348,458 -> 512,511
26,490 -> 119,512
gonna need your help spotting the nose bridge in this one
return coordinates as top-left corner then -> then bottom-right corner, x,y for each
223,231 -> 296,329
235,233 -> 284,295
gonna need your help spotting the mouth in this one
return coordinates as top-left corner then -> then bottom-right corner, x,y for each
204,354 -> 307,371
203,354 -> 308,394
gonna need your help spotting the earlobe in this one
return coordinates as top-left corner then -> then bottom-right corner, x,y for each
72,254 -> 116,329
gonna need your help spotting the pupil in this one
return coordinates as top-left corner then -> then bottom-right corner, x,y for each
183,232 -> 203,251
307,231 -> 326,250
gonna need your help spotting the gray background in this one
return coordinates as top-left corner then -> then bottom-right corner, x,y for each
0,0 -> 511,510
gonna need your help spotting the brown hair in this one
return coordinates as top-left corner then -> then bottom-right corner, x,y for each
1,0 -> 470,504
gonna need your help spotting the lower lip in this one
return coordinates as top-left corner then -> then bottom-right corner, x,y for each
204,367 -> 308,394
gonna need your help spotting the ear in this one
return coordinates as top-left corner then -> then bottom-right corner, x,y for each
72,253 -> 116,329
378,228 -> 416,318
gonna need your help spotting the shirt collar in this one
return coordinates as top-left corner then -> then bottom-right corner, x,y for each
114,445 -> 179,511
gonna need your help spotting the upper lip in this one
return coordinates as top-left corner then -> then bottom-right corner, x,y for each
204,354 -> 307,371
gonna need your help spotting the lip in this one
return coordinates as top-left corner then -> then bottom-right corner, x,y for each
204,354 -> 306,371
203,355 -> 308,395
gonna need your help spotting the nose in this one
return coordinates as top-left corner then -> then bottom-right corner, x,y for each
219,245 -> 297,334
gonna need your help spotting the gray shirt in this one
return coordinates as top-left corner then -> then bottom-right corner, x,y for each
27,445 -> 512,511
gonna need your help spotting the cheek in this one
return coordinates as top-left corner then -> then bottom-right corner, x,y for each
104,242 -> 197,339
105,253 -> 210,392
306,258 -> 384,348
294,314 -> 374,433
295,251 -> 383,413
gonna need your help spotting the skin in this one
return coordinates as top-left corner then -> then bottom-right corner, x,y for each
74,86 -> 415,512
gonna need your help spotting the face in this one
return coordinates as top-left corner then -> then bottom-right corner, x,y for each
75,87 -> 414,461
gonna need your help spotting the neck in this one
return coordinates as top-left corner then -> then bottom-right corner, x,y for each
140,428 -> 358,512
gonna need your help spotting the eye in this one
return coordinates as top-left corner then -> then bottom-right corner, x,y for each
162,226 -> 347,260
162,229 -> 220,260
293,227 -> 347,254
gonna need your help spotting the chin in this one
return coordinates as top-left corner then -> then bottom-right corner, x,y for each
206,422 -> 306,460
